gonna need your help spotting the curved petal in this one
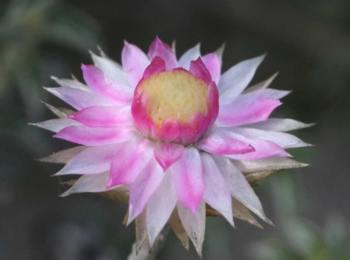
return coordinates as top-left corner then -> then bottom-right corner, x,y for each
197,129 -> 255,155
217,90 -> 282,127
55,145 -> 118,175
201,153 -> 233,225
177,202 -> 206,256
148,37 -> 177,70
215,157 -> 268,222
219,54 -> 265,101
82,65 -> 132,103
146,174 -> 177,245
108,139 -> 153,187
189,58 -> 212,85
202,53 -> 221,84
153,142 -> 184,171
45,87 -> 116,110
122,41 -> 150,87
54,125 -> 132,146
178,44 -> 200,69
171,147 -> 204,212
70,106 -> 132,128
142,57 -> 166,79
128,159 -> 164,224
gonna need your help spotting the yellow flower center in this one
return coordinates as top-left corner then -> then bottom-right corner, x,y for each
138,70 -> 208,126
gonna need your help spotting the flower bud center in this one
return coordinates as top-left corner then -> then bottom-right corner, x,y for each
138,70 -> 208,125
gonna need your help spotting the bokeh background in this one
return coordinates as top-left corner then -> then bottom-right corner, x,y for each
1,0 -> 349,259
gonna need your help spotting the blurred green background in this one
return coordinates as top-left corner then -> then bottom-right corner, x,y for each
0,0 -> 349,259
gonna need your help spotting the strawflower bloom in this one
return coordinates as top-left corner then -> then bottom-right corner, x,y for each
35,37 -> 310,255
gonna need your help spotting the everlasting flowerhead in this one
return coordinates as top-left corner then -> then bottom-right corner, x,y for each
35,37 -> 311,255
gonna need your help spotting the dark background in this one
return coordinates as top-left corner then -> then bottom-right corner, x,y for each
1,0 -> 349,259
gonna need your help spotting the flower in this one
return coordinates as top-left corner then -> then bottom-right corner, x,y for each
35,37 -> 311,255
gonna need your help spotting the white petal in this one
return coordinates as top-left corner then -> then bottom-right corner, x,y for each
215,157 -> 268,221
177,202 -> 206,256
30,118 -> 79,133
39,146 -> 85,164
201,153 -> 233,225
178,44 -> 201,69
232,127 -> 310,148
56,145 -> 119,175
146,173 -> 177,245
219,54 -> 265,102
51,76 -> 88,90
248,118 -> 314,132
90,52 -> 130,87
60,172 -> 110,196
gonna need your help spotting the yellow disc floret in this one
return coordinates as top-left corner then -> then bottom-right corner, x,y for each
138,70 -> 208,126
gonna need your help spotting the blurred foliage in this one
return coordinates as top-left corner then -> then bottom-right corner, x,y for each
252,174 -> 350,260
0,0 -> 99,116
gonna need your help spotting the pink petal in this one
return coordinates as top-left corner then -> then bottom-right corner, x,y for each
225,131 -> 289,160
108,139 -> 153,187
217,91 -> 282,127
45,87 -> 116,110
128,159 -> 164,224
189,58 -> 212,85
142,56 -> 166,79
202,53 -> 221,84
146,174 -> 177,245
148,37 -> 177,70
171,148 -> 204,212
55,145 -> 118,175
82,65 -> 132,103
197,129 -> 255,155
248,118 -> 314,132
153,142 -> 184,171
122,41 -> 150,87
201,153 -> 233,225
177,202 -> 206,256
54,125 -> 132,146
69,106 -> 132,128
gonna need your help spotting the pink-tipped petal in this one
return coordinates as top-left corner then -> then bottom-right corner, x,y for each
148,37 -> 177,70
215,157 -> 268,221
70,106 -> 132,128
128,159 -> 164,224
45,87 -> 116,110
146,174 -> 177,245
122,41 -> 150,87
189,58 -> 212,85
178,44 -> 201,69
82,65 -> 132,103
202,53 -> 221,84
108,139 -> 153,187
54,125 -> 132,146
197,129 -> 255,155
153,142 -> 184,171
171,148 -> 204,212
142,57 -> 166,79
177,202 -> 206,256
219,54 -> 265,101
217,91 -> 282,127
56,145 -> 118,176
201,153 -> 233,225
